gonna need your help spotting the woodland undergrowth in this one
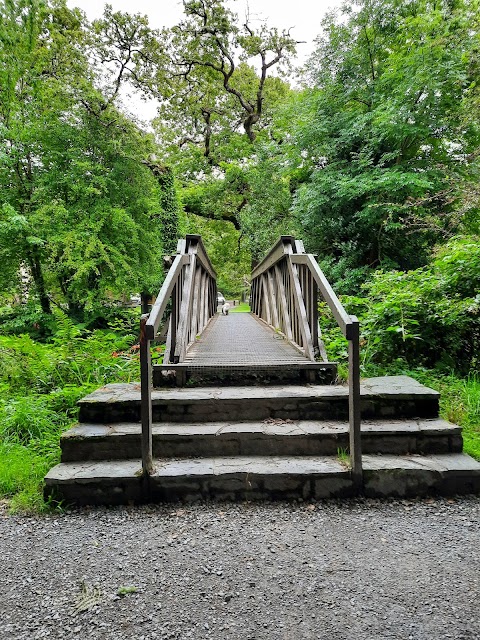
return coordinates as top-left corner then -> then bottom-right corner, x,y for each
0,309 -> 141,512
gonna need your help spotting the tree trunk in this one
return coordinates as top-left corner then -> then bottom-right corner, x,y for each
28,251 -> 51,314
141,292 -> 151,314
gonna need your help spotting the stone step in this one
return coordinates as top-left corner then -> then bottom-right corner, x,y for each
45,453 -> 480,505
153,362 -> 337,387
61,419 -> 462,462
78,376 -> 440,424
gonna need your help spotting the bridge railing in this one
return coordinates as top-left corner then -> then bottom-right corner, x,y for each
250,236 -> 362,486
139,235 -> 217,474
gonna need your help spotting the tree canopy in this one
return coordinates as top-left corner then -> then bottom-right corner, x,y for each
290,0 -> 480,288
0,0 -> 479,305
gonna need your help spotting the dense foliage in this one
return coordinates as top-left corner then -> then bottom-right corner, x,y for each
319,236 -> 480,373
0,0 -> 479,509
0,310 -> 140,510
0,0 -> 170,319
291,0 -> 480,289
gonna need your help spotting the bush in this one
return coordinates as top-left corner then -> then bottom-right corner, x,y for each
320,236 -> 480,374
0,311 -> 141,511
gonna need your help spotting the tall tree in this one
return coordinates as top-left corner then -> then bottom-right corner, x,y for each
0,0 -> 167,317
159,0 -> 297,159
291,0 -> 480,289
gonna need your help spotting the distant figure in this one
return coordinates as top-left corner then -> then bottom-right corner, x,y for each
222,302 -> 230,316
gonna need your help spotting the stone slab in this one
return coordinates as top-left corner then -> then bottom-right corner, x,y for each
45,452 -> 480,506
45,456 -> 354,504
363,453 -> 480,497
80,376 -> 439,404
78,376 -> 440,423
60,418 -> 462,462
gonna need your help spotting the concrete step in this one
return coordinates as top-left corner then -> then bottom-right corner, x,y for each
153,362 -> 337,387
78,376 -> 440,424
45,453 -> 480,506
61,419 -> 462,462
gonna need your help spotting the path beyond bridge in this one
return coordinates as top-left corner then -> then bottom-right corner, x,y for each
45,236 -> 480,504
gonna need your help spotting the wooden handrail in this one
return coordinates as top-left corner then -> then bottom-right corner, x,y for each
291,254 -> 352,338
146,253 -> 190,340
251,235 -> 294,279
139,235 -> 217,478
250,236 -> 362,487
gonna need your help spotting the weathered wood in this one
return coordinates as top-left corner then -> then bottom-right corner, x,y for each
189,266 -> 202,342
294,238 -> 306,254
266,271 -> 279,328
286,256 -> 315,360
309,271 -> 319,353
146,253 -> 190,339
251,236 -> 293,279
176,238 -> 187,254
140,235 -> 218,480
274,264 -> 293,341
157,317 -> 170,341
170,282 -> 180,361
202,271 -> 209,329
262,275 -> 272,326
163,315 -> 173,365
174,253 -> 197,362
291,253 -> 352,338
186,234 -> 216,280
317,322 -> 329,362
198,270 -> 207,333
348,317 -> 362,487
140,314 -> 153,475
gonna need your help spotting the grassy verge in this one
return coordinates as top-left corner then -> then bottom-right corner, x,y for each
412,372 -> 480,461
0,312 -> 140,512
229,302 -> 250,313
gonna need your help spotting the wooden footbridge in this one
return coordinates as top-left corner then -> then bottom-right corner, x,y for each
45,235 -> 480,504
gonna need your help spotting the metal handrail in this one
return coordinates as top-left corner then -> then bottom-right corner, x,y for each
139,235 -> 217,476
250,237 -> 362,486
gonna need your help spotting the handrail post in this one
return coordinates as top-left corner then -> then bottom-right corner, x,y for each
348,316 -> 362,489
140,313 -> 153,476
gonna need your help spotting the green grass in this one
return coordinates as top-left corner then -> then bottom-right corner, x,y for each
429,374 -> 480,461
229,302 -> 250,313
0,442 -> 58,512
337,447 -> 351,468
0,313 -> 140,512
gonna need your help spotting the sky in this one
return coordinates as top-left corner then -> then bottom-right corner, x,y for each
66,0 -> 345,121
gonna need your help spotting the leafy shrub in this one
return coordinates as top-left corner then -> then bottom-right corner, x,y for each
0,311 -> 141,510
320,236 -> 480,374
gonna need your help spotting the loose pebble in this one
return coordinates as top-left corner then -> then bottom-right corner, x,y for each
0,497 -> 479,639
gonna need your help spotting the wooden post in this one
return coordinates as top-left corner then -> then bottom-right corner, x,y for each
286,256 -> 315,360
262,275 -> 272,325
174,254 -> 197,362
274,264 -> 293,340
169,282 -> 178,362
266,271 -> 279,328
348,316 -> 362,489
140,314 -> 153,476
190,266 -> 202,340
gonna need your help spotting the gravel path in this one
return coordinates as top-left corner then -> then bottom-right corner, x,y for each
1,497 -> 479,640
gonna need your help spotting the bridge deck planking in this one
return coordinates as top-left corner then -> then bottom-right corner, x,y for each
184,312 -> 310,366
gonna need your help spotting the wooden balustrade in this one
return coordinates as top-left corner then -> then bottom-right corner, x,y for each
251,236 -> 362,485
139,235 -> 217,476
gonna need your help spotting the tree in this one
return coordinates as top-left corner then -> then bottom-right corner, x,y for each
290,0 -> 480,290
0,0 -> 169,318
159,0 -> 297,158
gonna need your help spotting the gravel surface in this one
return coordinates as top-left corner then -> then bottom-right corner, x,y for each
1,497 -> 479,640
